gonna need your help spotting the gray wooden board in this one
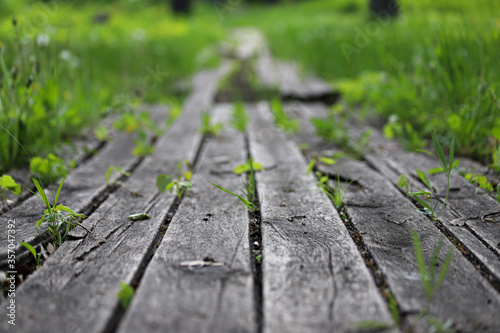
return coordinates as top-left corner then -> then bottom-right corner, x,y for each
0,65 -> 231,332
287,101 -> 500,284
320,158 -> 500,331
255,47 -> 280,89
347,122 -> 500,262
253,37 -> 335,101
276,62 -> 335,100
247,102 -> 395,333
283,102 -> 500,331
118,103 -> 255,333
0,105 -> 168,268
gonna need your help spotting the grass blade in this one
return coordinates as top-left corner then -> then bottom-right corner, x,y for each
431,131 -> 447,169
210,182 -> 253,208
20,241 -> 37,258
32,178 -> 50,209
435,244 -> 454,293
411,230 -> 431,300
54,177 -> 66,207
448,136 -> 455,174
430,236 -> 445,282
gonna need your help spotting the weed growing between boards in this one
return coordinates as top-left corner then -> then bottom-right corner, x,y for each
200,112 -> 224,137
156,160 -> 193,199
211,158 -> 261,213
230,101 -> 249,133
0,174 -> 22,209
398,132 -> 456,219
270,98 -> 299,135
354,231 -> 455,332
1,130 -> 87,272
310,103 -> 372,159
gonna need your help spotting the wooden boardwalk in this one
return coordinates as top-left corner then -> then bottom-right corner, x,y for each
1,29 -> 499,333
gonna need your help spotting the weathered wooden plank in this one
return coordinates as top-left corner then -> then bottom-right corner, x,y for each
252,33 -> 338,103
322,157 -> 500,331
118,103 -> 255,333
255,47 -> 281,90
0,105 -> 168,268
247,102 -> 395,333
284,102 -> 500,331
347,122 -> 500,265
287,101 -> 500,284
0,64 -> 232,333
230,28 -> 266,60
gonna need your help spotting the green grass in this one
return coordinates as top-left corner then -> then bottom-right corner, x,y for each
225,0 -> 500,164
2,0 -> 498,172
0,0 -> 224,172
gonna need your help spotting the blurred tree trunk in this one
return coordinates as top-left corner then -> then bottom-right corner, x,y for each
171,0 -> 191,14
370,0 -> 398,16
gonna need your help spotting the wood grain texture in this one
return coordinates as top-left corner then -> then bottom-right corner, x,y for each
247,102 -> 395,333
359,124 -> 500,256
345,120 -> 500,279
0,105 -> 167,269
287,101 -> 500,284
285,102 -> 500,332
118,103 -> 255,333
0,65 -> 231,333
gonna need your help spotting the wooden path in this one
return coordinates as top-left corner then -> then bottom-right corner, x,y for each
1,29 -> 499,333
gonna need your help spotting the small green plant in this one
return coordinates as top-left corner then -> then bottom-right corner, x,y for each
31,177 -> 86,247
398,174 -> 409,193
230,101 -> 249,132
412,230 -> 454,304
94,125 -> 110,142
20,242 -> 42,269
383,116 -> 426,151
114,110 -> 161,157
315,171 -> 354,210
0,175 -> 23,209
117,282 -> 135,309
311,104 -> 349,147
415,169 -> 433,191
411,230 -> 455,332
114,110 -> 161,136
352,292 -> 400,330
105,166 -> 131,185
353,232 -> 454,333
233,160 -> 263,175
212,159 -> 260,212
30,154 -> 73,184
156,174 -> 192,199
306,152 -> 346,175
405,132 -> 455,219
156,161 -> 192,199
132,131 -> 155,157
200,112 -> 223,137
463,173 -> 494,192
271,98 -> 299,134
165,98 -> 183,129
351,129 -> 373,159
